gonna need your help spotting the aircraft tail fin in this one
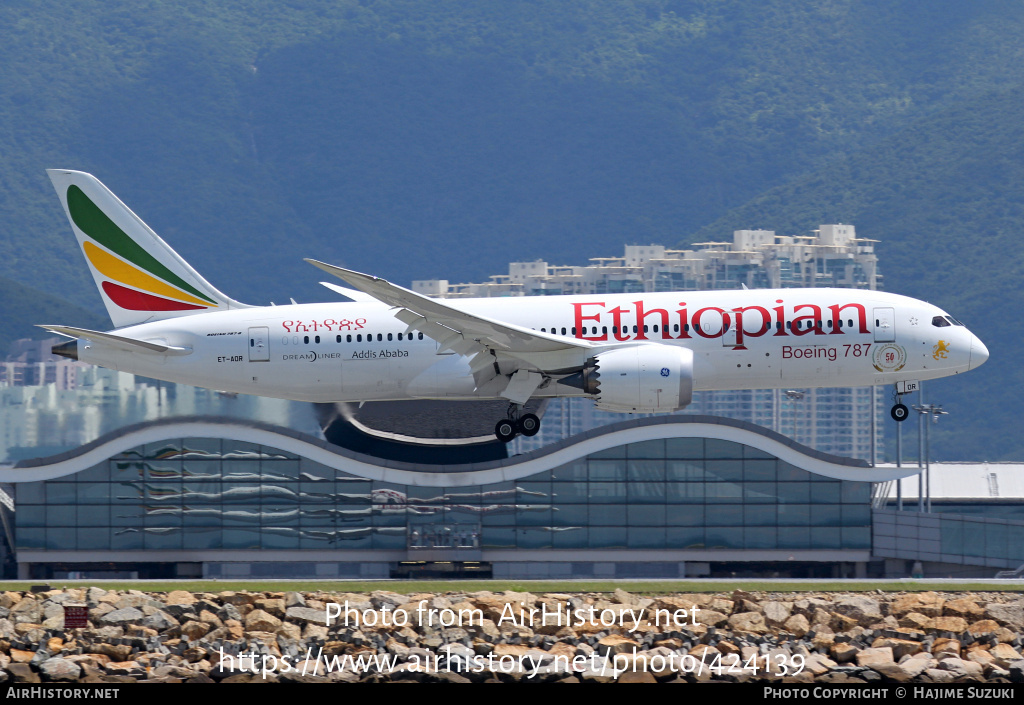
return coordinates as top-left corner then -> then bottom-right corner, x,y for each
46,169 -> 249,329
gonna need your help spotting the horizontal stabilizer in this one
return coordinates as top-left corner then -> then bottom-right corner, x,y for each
38,325 -> 192,356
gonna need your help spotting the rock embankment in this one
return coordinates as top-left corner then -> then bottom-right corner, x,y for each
0,588 -> 1023,683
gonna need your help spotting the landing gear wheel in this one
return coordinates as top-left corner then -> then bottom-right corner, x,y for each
495,419 -> 517,443
891,403 -> 909,422
517,413 -> 540,437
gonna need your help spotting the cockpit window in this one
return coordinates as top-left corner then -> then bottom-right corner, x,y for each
931,316 -> 951,328
945,315 -> 964,326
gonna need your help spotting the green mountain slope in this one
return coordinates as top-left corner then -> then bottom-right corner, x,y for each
0,1 -> 1022,459
0,276 -> 107,353
3,1 -> 1024,305
683,84 -> 1024,460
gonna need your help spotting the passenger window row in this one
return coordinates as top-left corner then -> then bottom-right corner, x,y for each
536,318 -> 860,335
281,332 -> 426,345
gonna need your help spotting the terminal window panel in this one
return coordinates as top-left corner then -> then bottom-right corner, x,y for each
14,437 -> 872,553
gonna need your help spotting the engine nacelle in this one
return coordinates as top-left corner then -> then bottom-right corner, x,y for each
565,345 -> 694,413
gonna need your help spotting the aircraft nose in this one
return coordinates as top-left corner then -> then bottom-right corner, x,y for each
970,335 -> 989,370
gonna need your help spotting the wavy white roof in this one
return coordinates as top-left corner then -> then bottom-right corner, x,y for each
0,415 -> 918,487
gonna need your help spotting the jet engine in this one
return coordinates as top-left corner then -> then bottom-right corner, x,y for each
560,345 -> 694,413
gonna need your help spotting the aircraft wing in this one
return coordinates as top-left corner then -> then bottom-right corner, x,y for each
307,260 -> 593,355
306,260 -> 596,399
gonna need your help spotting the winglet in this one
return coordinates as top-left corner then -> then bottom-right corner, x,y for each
306,259 -> 381,287
305,259 -> 409,308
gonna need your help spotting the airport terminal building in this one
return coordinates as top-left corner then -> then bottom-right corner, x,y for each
3,415 -> 1018,580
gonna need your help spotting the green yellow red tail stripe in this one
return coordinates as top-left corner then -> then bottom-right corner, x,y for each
66,184 -> 218,311
83,242 -> 214,307
100,282 -> 208,311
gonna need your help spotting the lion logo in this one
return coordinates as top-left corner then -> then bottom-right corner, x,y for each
932,340 -> 950,360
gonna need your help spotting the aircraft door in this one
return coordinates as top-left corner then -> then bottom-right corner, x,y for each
873,308 -> 895,343
721,314 -> 737,347
695,309 -> 726,338
248,327 -> 270,361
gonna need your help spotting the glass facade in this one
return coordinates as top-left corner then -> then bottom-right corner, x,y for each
938,515 -> 1024,564
888,501 -> 1024,523
15,436 -> 872,553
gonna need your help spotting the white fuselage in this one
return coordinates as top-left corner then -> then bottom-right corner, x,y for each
74,288 -> 986,405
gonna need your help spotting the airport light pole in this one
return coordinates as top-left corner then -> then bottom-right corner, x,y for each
921,387 -> 929,510
870,385 -> 877,467
896,401 -> 903,511
894,383 -> 915,511
912,402 -> 948,513
784,390 -> 804,442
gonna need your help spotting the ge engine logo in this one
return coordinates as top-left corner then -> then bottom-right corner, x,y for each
660,368 -> 670,377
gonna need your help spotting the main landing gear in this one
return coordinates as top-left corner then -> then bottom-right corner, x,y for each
494,404 -> 541,443
890,387 -> 909,422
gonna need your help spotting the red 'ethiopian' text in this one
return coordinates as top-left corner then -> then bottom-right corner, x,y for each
571,300 -> 869,349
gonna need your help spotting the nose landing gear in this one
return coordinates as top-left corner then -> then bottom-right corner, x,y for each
494,404 -> 541,442
890,386 -> 910,422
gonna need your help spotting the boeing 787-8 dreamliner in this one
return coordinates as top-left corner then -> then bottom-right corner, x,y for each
42,170 -> 989,442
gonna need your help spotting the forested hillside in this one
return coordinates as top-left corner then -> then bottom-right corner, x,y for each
684,84 -> 1024,460
1,1 -> 1022,457
0,277 -> 106,353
